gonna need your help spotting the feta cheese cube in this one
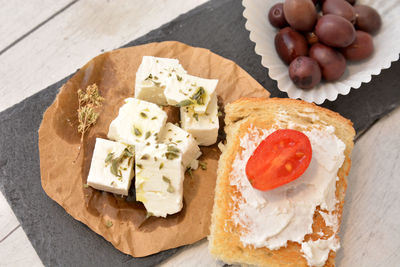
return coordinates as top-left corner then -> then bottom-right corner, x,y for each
87,138 -> 135,196
164,74 -> 218,114
180,93 -> 219,146
108,98 -> 167,146
159,122 -> 202,169
135,56 -> 186,105
135,143 -> 185,217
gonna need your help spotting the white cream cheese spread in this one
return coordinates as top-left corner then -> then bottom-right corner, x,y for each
301,236 -> 340,267
229,123 -> 345,266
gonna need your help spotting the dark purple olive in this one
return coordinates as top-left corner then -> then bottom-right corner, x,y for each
310,43 -> 346,81
289,56 -> 321,89
275,27 -> 308,64
284,0 -> 318,32
354,5 -> 381,34
268,3 -> 288,28
341,31 -> 374,61
315,14 -> 356,47
346,0 -> 356,4
322,0 -> 356,23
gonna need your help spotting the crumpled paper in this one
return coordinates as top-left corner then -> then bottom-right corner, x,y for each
39,41 -> 269,257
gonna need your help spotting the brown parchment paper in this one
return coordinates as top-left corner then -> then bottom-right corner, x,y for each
38,41 -> 269,257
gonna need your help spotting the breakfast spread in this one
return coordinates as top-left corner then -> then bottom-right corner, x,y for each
209,98 -> 355,267
269,0 -> 381,89
39,37 -> 359,264
86,56 -> 219,217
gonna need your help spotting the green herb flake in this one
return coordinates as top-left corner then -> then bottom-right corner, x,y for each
133,126 -> 142,137
199,161 -> 207,170
137,163 -> 143,169
111,159 -> 121,177
217,111 -> 223,116
140,154 -> 150,160
105,220 -> 113,228
83,183 -> 89,188
140,112 -> 148,119
165,152 -> 179,160
167,145 -> 180,153
145,131 -> 151,139
191,87 -> 206,105
145,74 -> 153,80
176,99 -> 193,107
159,162 -> 164,169
123,147 -> 134,157
176,75 -> 183,81
186,167 -> 193,177
107,146 -> 134,177
193,113 -> 199,121
151,116 -> 157,120
154,76 -> 159,80
162,176 -> 175,193
154,157 -> 158,162
105,152 -> 114,165
146,142 -> 150,146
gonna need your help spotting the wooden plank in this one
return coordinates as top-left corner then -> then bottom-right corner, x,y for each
0,0 -> 208,112
0,227 -> 43,266
336,107 -> 400,266
0,0 -> 73,52
0,192 -> 19,242
160,239 -> 224,267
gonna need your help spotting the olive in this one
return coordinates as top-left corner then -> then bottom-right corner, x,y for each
310,43 -> 346,81
340,31 -> 374,61
275,27 -> 308,64
284,0 -> 318,32
322,0 -> 356,23
289,56 -> 321,89
346,0 -> 356,4
312,0 -> 319,4
268,3 -> 288,28
354,5 -> 381,34
315,14 -> 356,47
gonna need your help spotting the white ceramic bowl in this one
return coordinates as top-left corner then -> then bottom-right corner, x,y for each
242,0 -> 400,104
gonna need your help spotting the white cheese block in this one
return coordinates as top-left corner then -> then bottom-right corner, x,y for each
135,56 -> 186,105
159,122 -> 202,169
164,74 -> 218,114
107,98 -> 167,146
87,138 -> 135,196
180,93 -> 219,146
135,143 -> 185,217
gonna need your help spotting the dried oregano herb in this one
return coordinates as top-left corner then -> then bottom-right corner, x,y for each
75,84 -> 104,162
162,176 -> 175,193
105,146 -> 135,177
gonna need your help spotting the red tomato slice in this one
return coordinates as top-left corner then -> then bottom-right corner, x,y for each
245,129 -> 312,191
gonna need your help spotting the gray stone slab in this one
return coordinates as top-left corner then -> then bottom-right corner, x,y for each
0,0 -> 399,266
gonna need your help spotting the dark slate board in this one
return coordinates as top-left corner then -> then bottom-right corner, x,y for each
0,0 -> 399,266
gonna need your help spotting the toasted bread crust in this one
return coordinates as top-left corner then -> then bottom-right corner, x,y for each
209,98 -> 355,267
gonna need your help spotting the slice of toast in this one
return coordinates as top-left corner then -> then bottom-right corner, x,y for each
209,98 -> 355,267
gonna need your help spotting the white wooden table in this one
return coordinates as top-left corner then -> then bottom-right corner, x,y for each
0,1 -> 399,266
